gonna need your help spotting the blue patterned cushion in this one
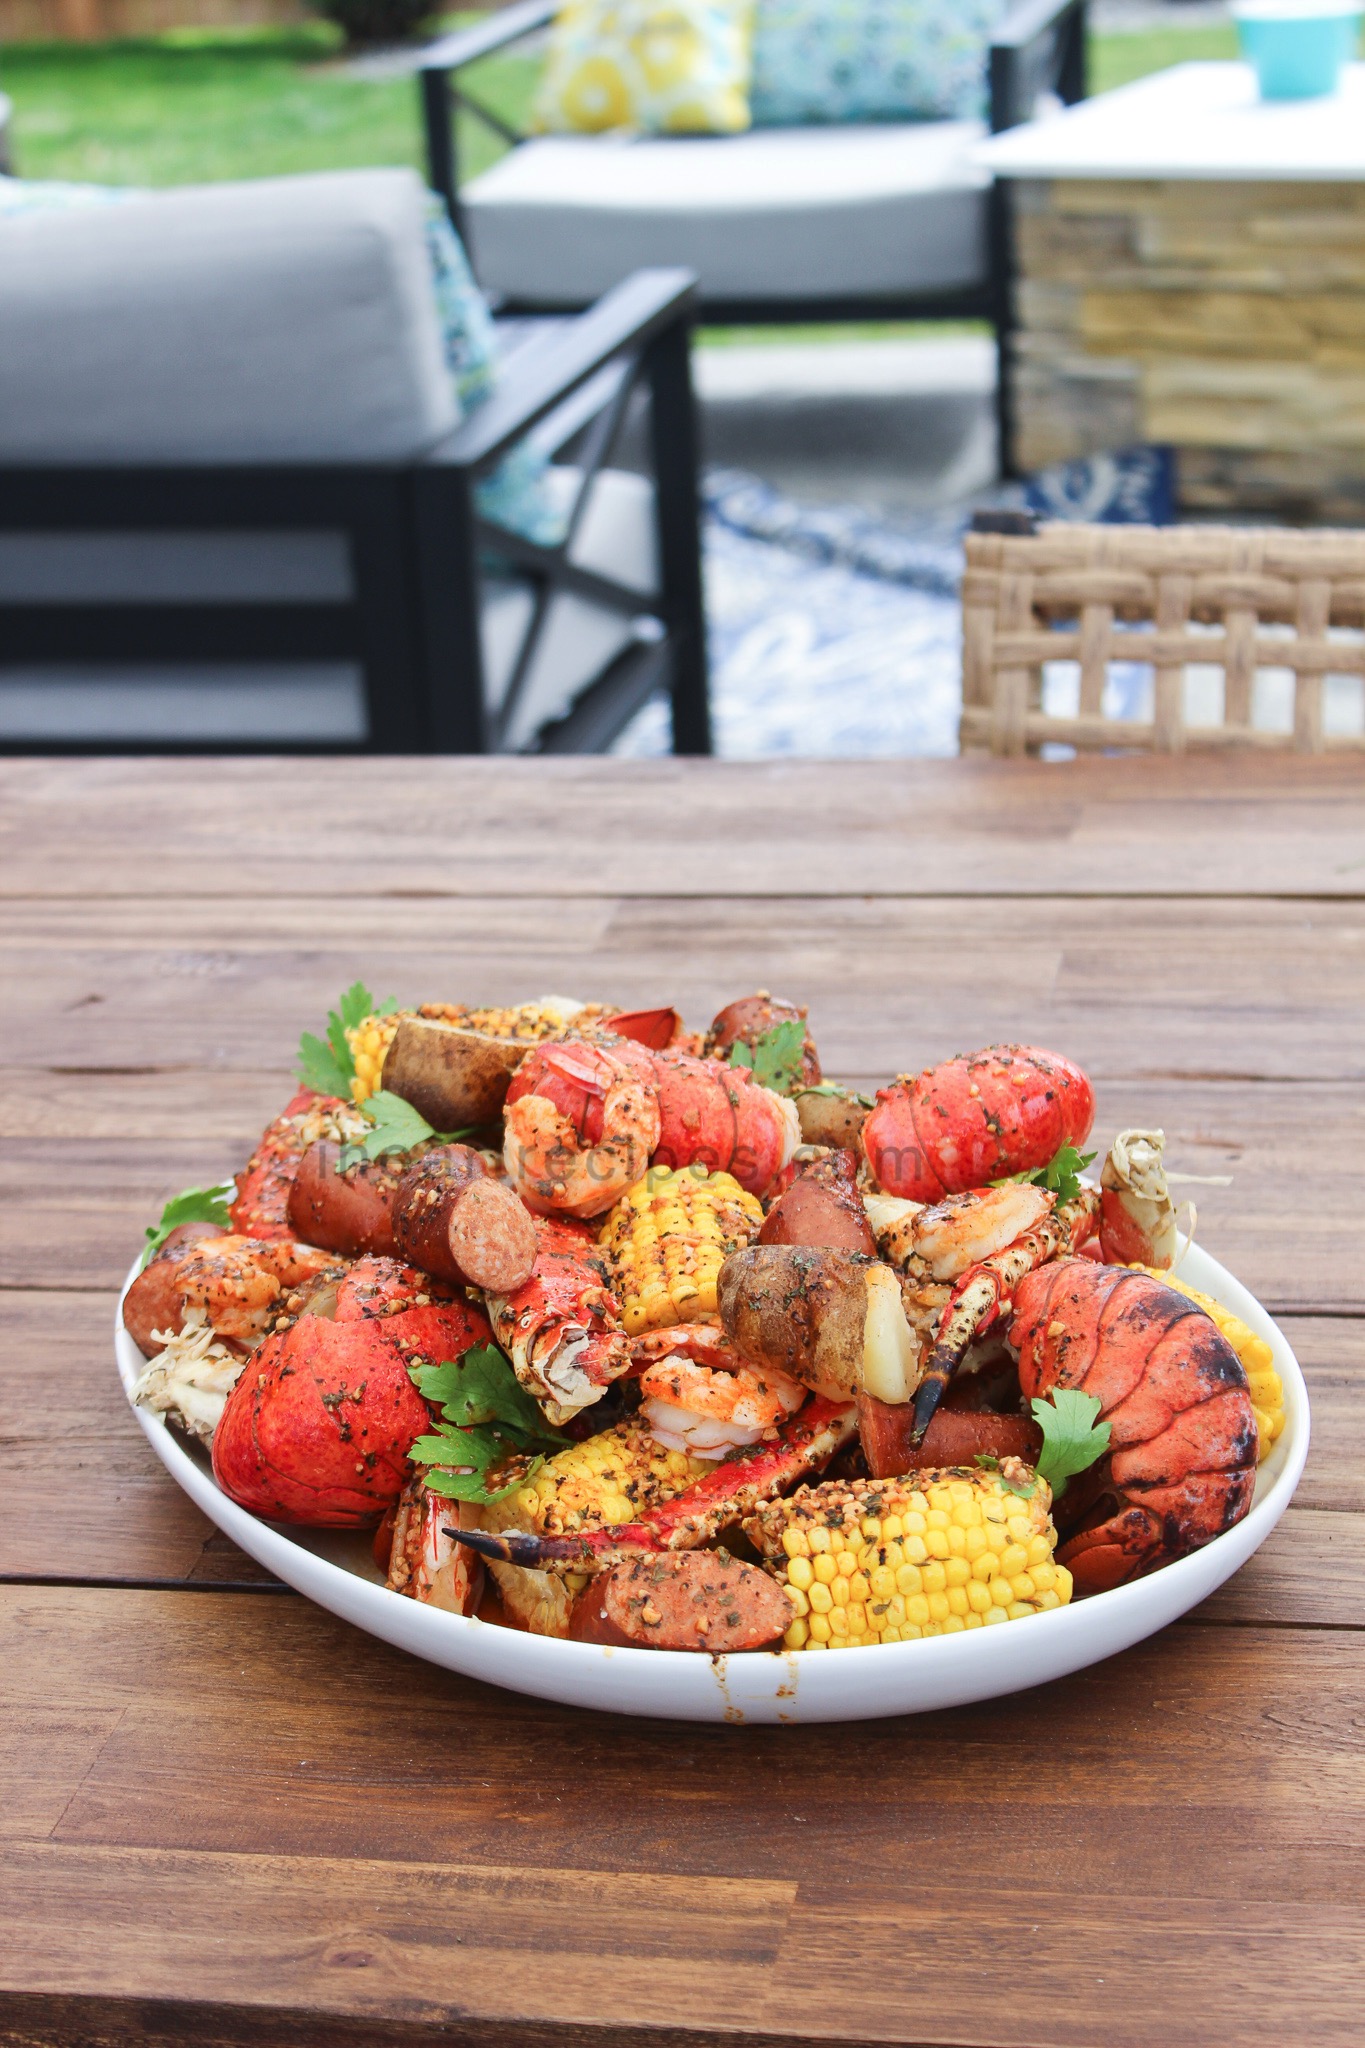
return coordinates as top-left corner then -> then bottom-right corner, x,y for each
0,177 -> 563,548
749,0 -> 1005,126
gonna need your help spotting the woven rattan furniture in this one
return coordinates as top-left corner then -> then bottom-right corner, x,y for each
961,523 -> 1365,756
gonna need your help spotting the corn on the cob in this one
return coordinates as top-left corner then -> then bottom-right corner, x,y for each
345,999 -> 583,1107
600,1165 -> 764,1337
1137,1266 -> 1285,1460
478,1416 -> 709,1636
746,1467 -> 1072,1652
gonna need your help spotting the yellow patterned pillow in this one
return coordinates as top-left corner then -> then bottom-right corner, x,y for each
533,1 -> 755,136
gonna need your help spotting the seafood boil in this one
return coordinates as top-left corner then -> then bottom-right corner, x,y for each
125,985 -> 1286,1656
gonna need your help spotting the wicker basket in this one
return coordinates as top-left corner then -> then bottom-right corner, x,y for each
961,524 -> 1365,755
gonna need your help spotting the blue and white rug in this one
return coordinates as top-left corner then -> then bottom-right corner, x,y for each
612,454 -> 1170,759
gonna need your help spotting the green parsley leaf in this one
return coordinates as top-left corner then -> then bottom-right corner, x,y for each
729,1017 -> 808,1095
141,1182 -> 235,1268
407,1342 -> 569,1506
993,1143 -> 1098,1206
337,1090 -> 480,1168
1031,1389 -> 1111,1501
295,980 -> 397,1099
417,1450 -> 545,1505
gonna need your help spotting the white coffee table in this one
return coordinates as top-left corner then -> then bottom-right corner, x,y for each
977,62 -> 1365,520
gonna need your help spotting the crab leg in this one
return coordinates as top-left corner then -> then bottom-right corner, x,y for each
452,1395 -> 856,1576
910,1187 -> 1101,1442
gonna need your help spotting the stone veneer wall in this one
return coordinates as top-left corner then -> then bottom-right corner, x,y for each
1010,176 -> 1365,523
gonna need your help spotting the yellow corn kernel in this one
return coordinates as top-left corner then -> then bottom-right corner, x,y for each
600,1165 -> 764,1335
748,1466 -> 1069,1652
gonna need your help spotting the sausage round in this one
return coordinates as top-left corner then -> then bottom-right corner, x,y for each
286,1141 -> 401,1258
122,1222 -> 225,1357
567,1550 -> 793,1653
393,1151 -> 537,1293
857,1393 -> 1043,1478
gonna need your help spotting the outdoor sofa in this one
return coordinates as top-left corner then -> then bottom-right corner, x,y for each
0,167 -> 709,754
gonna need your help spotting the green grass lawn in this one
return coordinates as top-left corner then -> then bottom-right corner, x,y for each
0,13 -> 1241,346
0,14 -> 1243,191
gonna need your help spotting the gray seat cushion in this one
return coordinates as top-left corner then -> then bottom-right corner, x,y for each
465,122 -> 989,307
0,168 -> 456,463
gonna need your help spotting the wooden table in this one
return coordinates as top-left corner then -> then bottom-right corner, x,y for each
980,62 -> 1365,524
3,752 -> 1364,2048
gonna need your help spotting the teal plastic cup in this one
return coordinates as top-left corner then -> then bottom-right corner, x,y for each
1232,0 -> 1362,98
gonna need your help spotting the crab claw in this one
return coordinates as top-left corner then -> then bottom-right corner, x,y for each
449,1525 -> 641,1569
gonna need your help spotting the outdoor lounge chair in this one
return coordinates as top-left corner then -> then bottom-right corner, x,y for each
0,167 -> 709,755
412,0 -> 1089,466
961,521 -> 1365,754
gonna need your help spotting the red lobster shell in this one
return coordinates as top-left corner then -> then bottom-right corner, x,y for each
230,1087 -> 345,1240
212,1254 -> 490,1526
863,1044 -> 1095,1202
1009,1259 -> 1258,1593
505,1035 -> 797,1214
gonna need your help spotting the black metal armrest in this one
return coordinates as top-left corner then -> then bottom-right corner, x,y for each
410,0 -> 555,78
989,0 -> 1088,133
425,268 -> 697,473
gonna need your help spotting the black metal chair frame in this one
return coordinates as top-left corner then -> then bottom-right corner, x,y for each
414,0 -> 1089,472
0,267 -> 710,756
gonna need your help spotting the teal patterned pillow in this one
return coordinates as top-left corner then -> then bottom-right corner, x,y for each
749,0 -> 1006,126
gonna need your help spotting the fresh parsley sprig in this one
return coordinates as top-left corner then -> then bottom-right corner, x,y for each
408,1343 -> 570,1504
729,1017 -> 808,1095
337,1091 -> 478,1169
974,1390 -> 1111,1503
296,980 -> 397,1099
141,1183 -> 235,1268
994,1142 -> 1097,1206
1032,1389 -> 1111,1500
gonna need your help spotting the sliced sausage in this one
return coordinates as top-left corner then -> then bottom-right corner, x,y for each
760,1151 -> 876,1255
567,1550 -> 793,1653
393,1150 -> 536,1293
286,1141 -> 402,1258
858,1393 -> 1043,1478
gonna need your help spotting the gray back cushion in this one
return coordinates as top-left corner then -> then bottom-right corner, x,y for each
0,167 -> 457,463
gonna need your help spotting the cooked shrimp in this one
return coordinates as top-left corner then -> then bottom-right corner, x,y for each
638,1330 -> 807,1459
176,1235 -> 335,1344
504,1042 -> 660,1219
867,1182 -> 1053,1283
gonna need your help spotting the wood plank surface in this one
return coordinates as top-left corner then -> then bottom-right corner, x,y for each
5,894 -> 1364,1082
2,755 -> 1363,900
2,1589 -> 1363,2047
3,756 -> 1363,2048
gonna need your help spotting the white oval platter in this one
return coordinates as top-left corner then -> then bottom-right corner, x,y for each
116,1242 -> 1308,1725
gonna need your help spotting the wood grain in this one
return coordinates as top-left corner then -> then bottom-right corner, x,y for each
5,895 -> 1363,1083
2,1590 -> 1364,2046
2,756 -> 1362,901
